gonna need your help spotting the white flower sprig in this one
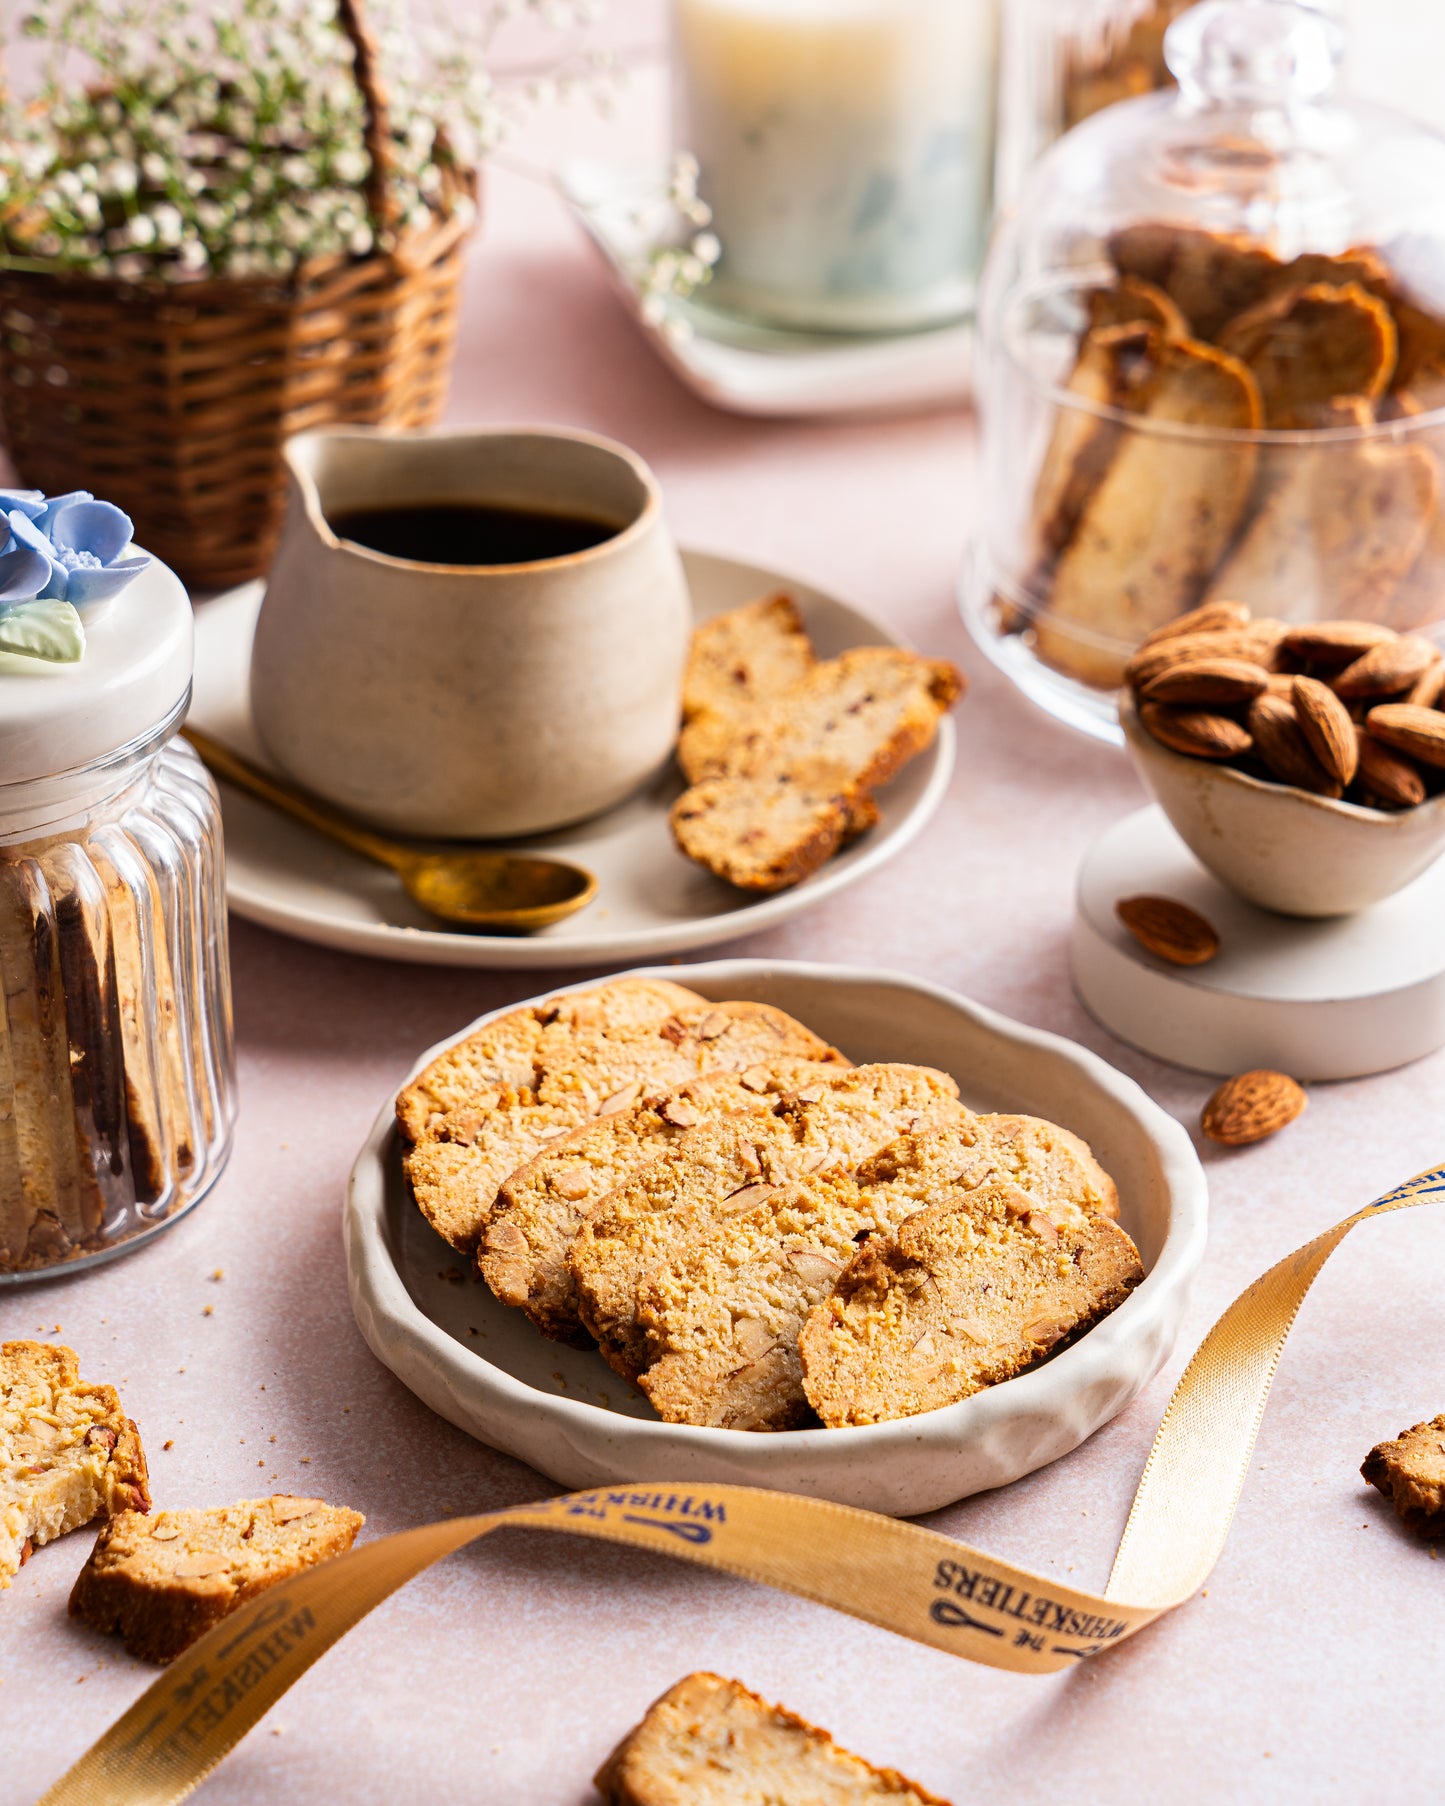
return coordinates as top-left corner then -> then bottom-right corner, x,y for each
0,0 -> 605,282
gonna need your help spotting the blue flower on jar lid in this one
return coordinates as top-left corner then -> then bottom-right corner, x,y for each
7,491 -> 152,614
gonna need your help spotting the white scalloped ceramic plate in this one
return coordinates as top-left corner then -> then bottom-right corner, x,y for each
189,550 -> 954,969
345,961 -> 1207,1515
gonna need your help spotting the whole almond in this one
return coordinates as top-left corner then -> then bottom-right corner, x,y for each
1141,656 -> 1271,706
1125,626 -> 1282,690
1355,730 -> 1428,808
1140,702 -> 1252,760
1246,694 -> 1342,796
1291,676 -> 1359,785
1406,662 -> 1445,709
1138,600 -> 1251,650
1333,635 -> 1439,699
1202,1070 -> 1307,1146
1363,703 -> 1445,769
173,1552 -> 234,1579
1116,895 -> 1221,966
1279,621 -> 1397,667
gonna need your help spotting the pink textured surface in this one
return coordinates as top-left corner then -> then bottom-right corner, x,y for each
6,49 -> 1444,1806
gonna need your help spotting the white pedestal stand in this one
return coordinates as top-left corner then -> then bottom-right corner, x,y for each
1074,807 -> 1445,1081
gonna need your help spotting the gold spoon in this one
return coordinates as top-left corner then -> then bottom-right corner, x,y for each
181,725 -> 598,933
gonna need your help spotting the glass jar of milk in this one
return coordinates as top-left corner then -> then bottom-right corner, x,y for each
672,0 -> 1000,334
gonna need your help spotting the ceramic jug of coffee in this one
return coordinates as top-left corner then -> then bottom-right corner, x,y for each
249,427 -> 692,839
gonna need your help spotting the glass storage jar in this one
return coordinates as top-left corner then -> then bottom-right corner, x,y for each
671,0 -> 1000,334
0,557 -> 234,1280
967,0 -> 1445,741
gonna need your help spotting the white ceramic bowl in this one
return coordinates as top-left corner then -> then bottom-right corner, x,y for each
345,960 -> 1207,1516
1122,694 -> 1445,918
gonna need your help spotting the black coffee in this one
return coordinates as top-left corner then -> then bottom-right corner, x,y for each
329,501 -> 620,566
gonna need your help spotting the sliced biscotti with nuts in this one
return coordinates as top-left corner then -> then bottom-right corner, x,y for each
799,1180 -> 1142,1427
403,987 -> 845,1255
848,1113 -> 1120,1222
634,1114 -> 1123,1430
1,1341 -> 150,1587
1361,1416 -> 1445,1539
671,648 -> 962,892
397,978 -> 706,1143
482,1057 -> 851,1343
571,1064 -> 971,1381
636,1168 -> 883,1429
70,1495 -> 363,1662
1034,331 -> 1261,687
595,1671 -> 953,1806
678,594 -> 818,784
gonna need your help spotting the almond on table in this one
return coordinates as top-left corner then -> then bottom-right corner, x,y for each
1201,1071 -> 1307,1146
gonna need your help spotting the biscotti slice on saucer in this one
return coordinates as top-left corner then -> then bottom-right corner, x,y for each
678,594 -> 817,784
1361,1416 -> 1445,1539
401,980 -> 845,1255
799,1180 -> 1143,1428
570,1064 -> 970,1381
481,1057 -> 851,1342
70,1495 -> 363,1662
1,1341 -> 150,1587
670,648 -> 962,893
595,1672 -> 952,1806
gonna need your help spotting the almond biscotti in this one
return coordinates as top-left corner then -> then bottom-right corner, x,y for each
2,1341 -> 150,1587
633,1115 -> 1123,1430
70,1495 -> 363,1662
670,648 -> 962,892
678,593 -> 817,784
1361,1416 -> 1445,1539
570,1064 -> 971,1381
595,1671 -> 952,1806
798,1180 -> 1143,1427
1033,329 -> 1261,687
481,1057 -> 850,1342
400,980 -> 845,1254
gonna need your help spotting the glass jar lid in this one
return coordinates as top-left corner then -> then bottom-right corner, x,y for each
0,556 -> 193,787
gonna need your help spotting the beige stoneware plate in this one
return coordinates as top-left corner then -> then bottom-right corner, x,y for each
188,551 -> 954,968
345,960 -> 1208,1515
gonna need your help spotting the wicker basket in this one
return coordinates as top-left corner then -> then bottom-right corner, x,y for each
0,0 -> 475,591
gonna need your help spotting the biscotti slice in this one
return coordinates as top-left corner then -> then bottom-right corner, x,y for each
1033,331 -> 1261,687
397,978 -> 706,1143
595,1672 -> 952,1806
70,1495 -> 363,1661
850,1113 -> 1120,1222
678,594 -> 817,784
633,1112 -> 1122,1430
1,1341 -> 150,1587
636,1168 -> 891,1430
1361,1416 -> 1445,1539
571,1064 -> 970,1380
408,998 -> 846,1255
481,1057 -> 851,1342
671,649 -> 962,893
799,1181 -> 1143,1427
1217,281 -> 1397,427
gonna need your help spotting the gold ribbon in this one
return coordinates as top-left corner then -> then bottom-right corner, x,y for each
40,1165 -> 1444,1806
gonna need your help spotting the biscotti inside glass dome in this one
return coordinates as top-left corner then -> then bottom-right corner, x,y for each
967,0 -> 1445,743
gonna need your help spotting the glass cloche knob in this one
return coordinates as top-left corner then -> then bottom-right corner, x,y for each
1166,0 -> 1345,109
